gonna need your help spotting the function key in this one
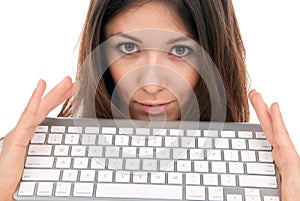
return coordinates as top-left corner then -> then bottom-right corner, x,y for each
102,127 -> 116,134
221,130 -> 235,138
204,130 -> 218,137
68,126 -> 82,133
119,127 -> 133,135
186,129 -> 201,137
169,129 -> 184,136
256,132 -> 266,139
85,127 -> 100,134
50,126 -> 65,133
238,131 -> 253,138
35,126 -> 48,133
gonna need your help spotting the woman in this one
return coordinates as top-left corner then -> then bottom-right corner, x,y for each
0,0 -> 299,200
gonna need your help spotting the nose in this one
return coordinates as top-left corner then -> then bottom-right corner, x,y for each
139,50 -> 166,94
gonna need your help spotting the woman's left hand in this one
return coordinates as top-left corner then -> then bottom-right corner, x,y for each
249,89 -> 300,201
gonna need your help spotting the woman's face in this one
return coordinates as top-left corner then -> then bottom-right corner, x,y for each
104,2 -> 200,120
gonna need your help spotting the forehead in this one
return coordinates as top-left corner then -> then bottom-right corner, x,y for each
104,1 -> 191,38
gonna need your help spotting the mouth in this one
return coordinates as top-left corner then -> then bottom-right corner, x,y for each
137,101 -> 175,115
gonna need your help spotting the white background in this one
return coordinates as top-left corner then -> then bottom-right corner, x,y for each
0,1 -> 299,153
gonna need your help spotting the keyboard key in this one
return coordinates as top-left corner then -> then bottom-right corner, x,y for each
238,131 -> 253,138
105,146 -> 120,157
64,134 -> 79,144
148,136 -> 162,146
204,130 -> 218,137
56,157 -> 71,168
215,138 -> 229,149
25,156 -> 54,168
155,148 -> 170,159
133,172 -> 148,183
221,130 -> 235,138
98,135 -> 113,145
37,182 -> 53,196
246,163 -> 275,175
150,172 -> 165,184
239,175 -> 277,188
203,174 -> 218,185
73,158 -> 89,169
102,127 -> 116,134
98,170 -> 113,182
62,170 -> 78,181
55,182 -> 71,196
227,194 -> 243,201
256,132 -> 266,139
122,147 -> 137,158
190,149 -> 204,160
96,184 -> 182,199
208,187 -> 223,201
73,183 -> 94,197
54,145 -> 69,156
35,126 -> 48,133
177,160 -> 192,172
258,151 -> 274,162
186,173 -> 201,185
85,127 -> 99,133
48,134 -> 63,144
221,174 -> 236,186
248,139 -> 272,150
80,170 -> 95,182
28,145 -> 52,156
18,182 -> 35,196
81,134 -> 96,145
115,135 -> 129,146
181,137 -> 196,148
194,161 -> 209,172
50,126 -> 65,133
231,139 -> 246,149
198,138 -> 212,148
68,126 -> 82,133
241,150 -> 256,162
170,129 -> 184,136
31,133 -> 46,144
264,196 -> 280,201
211,162 -> 226,173
136,128 -> 150,135
186,186 -> 205,200
22,169 -> 60,181
152,128 -> 167,136
186,129 -> 201,137
115,171 -> 130,183
119,127 -> 133,134
229,162 -> 244,174
224,150 -> 239,161
71,145 -> 86,156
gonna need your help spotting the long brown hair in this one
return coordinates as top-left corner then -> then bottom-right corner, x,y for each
58,0 -> 249,122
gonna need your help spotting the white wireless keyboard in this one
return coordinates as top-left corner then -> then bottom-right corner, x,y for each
14,117 -> 281,201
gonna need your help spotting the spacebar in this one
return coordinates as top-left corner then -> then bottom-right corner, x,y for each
96,183 -> 182,199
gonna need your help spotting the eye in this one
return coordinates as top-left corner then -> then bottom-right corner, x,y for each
170,46 -> 192,57
118,42 -> 139,54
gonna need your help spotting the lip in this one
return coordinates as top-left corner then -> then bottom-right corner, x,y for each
136,101 -> 174,115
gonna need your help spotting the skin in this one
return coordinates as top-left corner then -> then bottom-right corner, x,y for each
105,2 -> 199,120
0,2 -> 299,201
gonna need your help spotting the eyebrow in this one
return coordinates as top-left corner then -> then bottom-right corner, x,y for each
166,36 -> 192,44
108,32 -> 143,44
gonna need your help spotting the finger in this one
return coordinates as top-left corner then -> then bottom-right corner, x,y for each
270,103 -> 296,151
16,79 -> 46,130
248,89 -> 275,145
54,81 -> 80,107
37,76 -> 73,119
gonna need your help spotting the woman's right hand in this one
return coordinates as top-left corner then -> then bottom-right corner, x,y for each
0,76 -> 76,201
